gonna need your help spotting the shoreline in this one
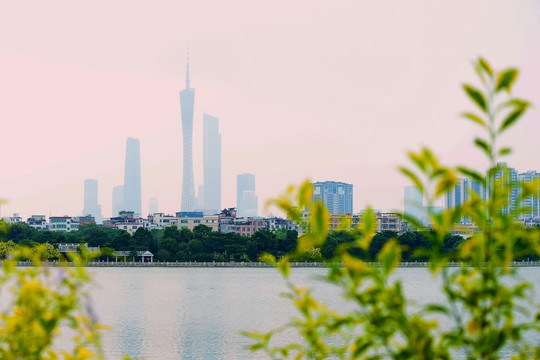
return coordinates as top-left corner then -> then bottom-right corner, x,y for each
14,260 -> 540,268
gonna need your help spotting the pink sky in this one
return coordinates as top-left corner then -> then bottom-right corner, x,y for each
1,0 -> 540,219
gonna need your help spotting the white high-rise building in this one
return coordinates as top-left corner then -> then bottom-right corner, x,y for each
404,186 -> 425,224
202,113 -> 221,214
237,173 -> 258,218
82,179 -> 103,224
149,197 -> 159,215
112,185 -> 124,217
123,137 -> 142,216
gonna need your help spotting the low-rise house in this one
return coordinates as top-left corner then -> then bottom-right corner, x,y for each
27,215 -> 47,230
50,216 -> 80,232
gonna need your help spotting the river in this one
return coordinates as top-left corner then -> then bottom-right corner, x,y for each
87,266 -> 540,359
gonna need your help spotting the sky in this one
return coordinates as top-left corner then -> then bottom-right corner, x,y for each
1,0 -> 540,220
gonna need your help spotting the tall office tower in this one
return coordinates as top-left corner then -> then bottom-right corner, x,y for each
149,197 -> 159,215
202,113 -> 221,213
180,54 -> 196,211
112,185 -> 124,217
312,181 -> 353,215
123,137 -> 142,216
404,186 -> 424,223
237,173 -> 258,218
82,179 -> 103,224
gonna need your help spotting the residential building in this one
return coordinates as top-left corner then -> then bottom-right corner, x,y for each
123,137 -> 142,216
237,173 -> 258,218
313,181 -> 353,215
180,53 -> 196,211
2,213 -> 23,224
494,162 -> 518,215
445,177 -> 486,223
176,214 -> 219,232
144,213 -> 178,230
27,215 -> 47,230
518,170 -> 540,221
49,216 -> 80,232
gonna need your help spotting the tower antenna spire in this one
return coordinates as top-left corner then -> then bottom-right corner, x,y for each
185,44 -> 190,89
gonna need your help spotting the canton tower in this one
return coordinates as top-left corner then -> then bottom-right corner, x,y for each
180,52 -> 196,211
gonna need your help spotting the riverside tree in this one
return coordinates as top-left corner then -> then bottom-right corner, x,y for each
244,58 -> 540,359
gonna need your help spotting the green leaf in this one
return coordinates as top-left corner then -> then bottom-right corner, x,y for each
463,84 -> 487,112
496,98 -> 530,112
259,253 -> 276,265
498,147 -> 512,156
498,106 -> 527,134
435,172 -> 458,198
308,200 -> 329,244
425,303 -> 450,315
478,57 -> 493,76
474,138 -> 491,156
377,238 -> 401,275
399,167 -> 424,192
297,180 -> 313,209
358,207 -> 376,250
495,68 -> 519,93
457,166 -> 485,183
461,112 -> 486,128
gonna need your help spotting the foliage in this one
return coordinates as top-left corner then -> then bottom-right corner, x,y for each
0,245 -> 111,359
244,58 -> 540,359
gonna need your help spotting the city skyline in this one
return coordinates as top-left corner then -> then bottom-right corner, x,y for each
1,1 -> 540,220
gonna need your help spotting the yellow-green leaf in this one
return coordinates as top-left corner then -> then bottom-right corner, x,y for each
462,112 -> 486,128
495,68 -> 518,93
463,84 -> 487,112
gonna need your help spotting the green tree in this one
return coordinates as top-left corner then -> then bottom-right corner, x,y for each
7,222 -> 37,244
113,230 -> 131,251
245,59 -> 540,359
130,228 -> 153,252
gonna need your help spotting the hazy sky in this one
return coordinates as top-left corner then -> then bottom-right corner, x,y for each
1,0 -> 540,220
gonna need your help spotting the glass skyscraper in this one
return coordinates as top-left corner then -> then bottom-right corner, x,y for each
202,113 -> 221,213
82,179 -> 103,224
123,137 -> 142,216
180,54 -> 196,211
237,173 -> 258,218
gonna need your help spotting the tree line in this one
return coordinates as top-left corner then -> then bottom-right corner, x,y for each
1,221 -> 537,262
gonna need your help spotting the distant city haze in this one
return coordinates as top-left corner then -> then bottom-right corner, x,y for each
1,1 -> 540,219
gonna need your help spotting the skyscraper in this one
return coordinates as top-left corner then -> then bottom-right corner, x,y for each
123,137 -> 142,216
404,186 -> 425,224
82,179 -> 103,224
237,173 -> 258,218
312,181 -> 353,215
149,197 -> 159,215
203,113 -> 221,213
180,53 -> 196,211
112,185 -> 124,217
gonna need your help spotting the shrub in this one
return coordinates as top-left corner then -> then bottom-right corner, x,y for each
244,58 -> 540,359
